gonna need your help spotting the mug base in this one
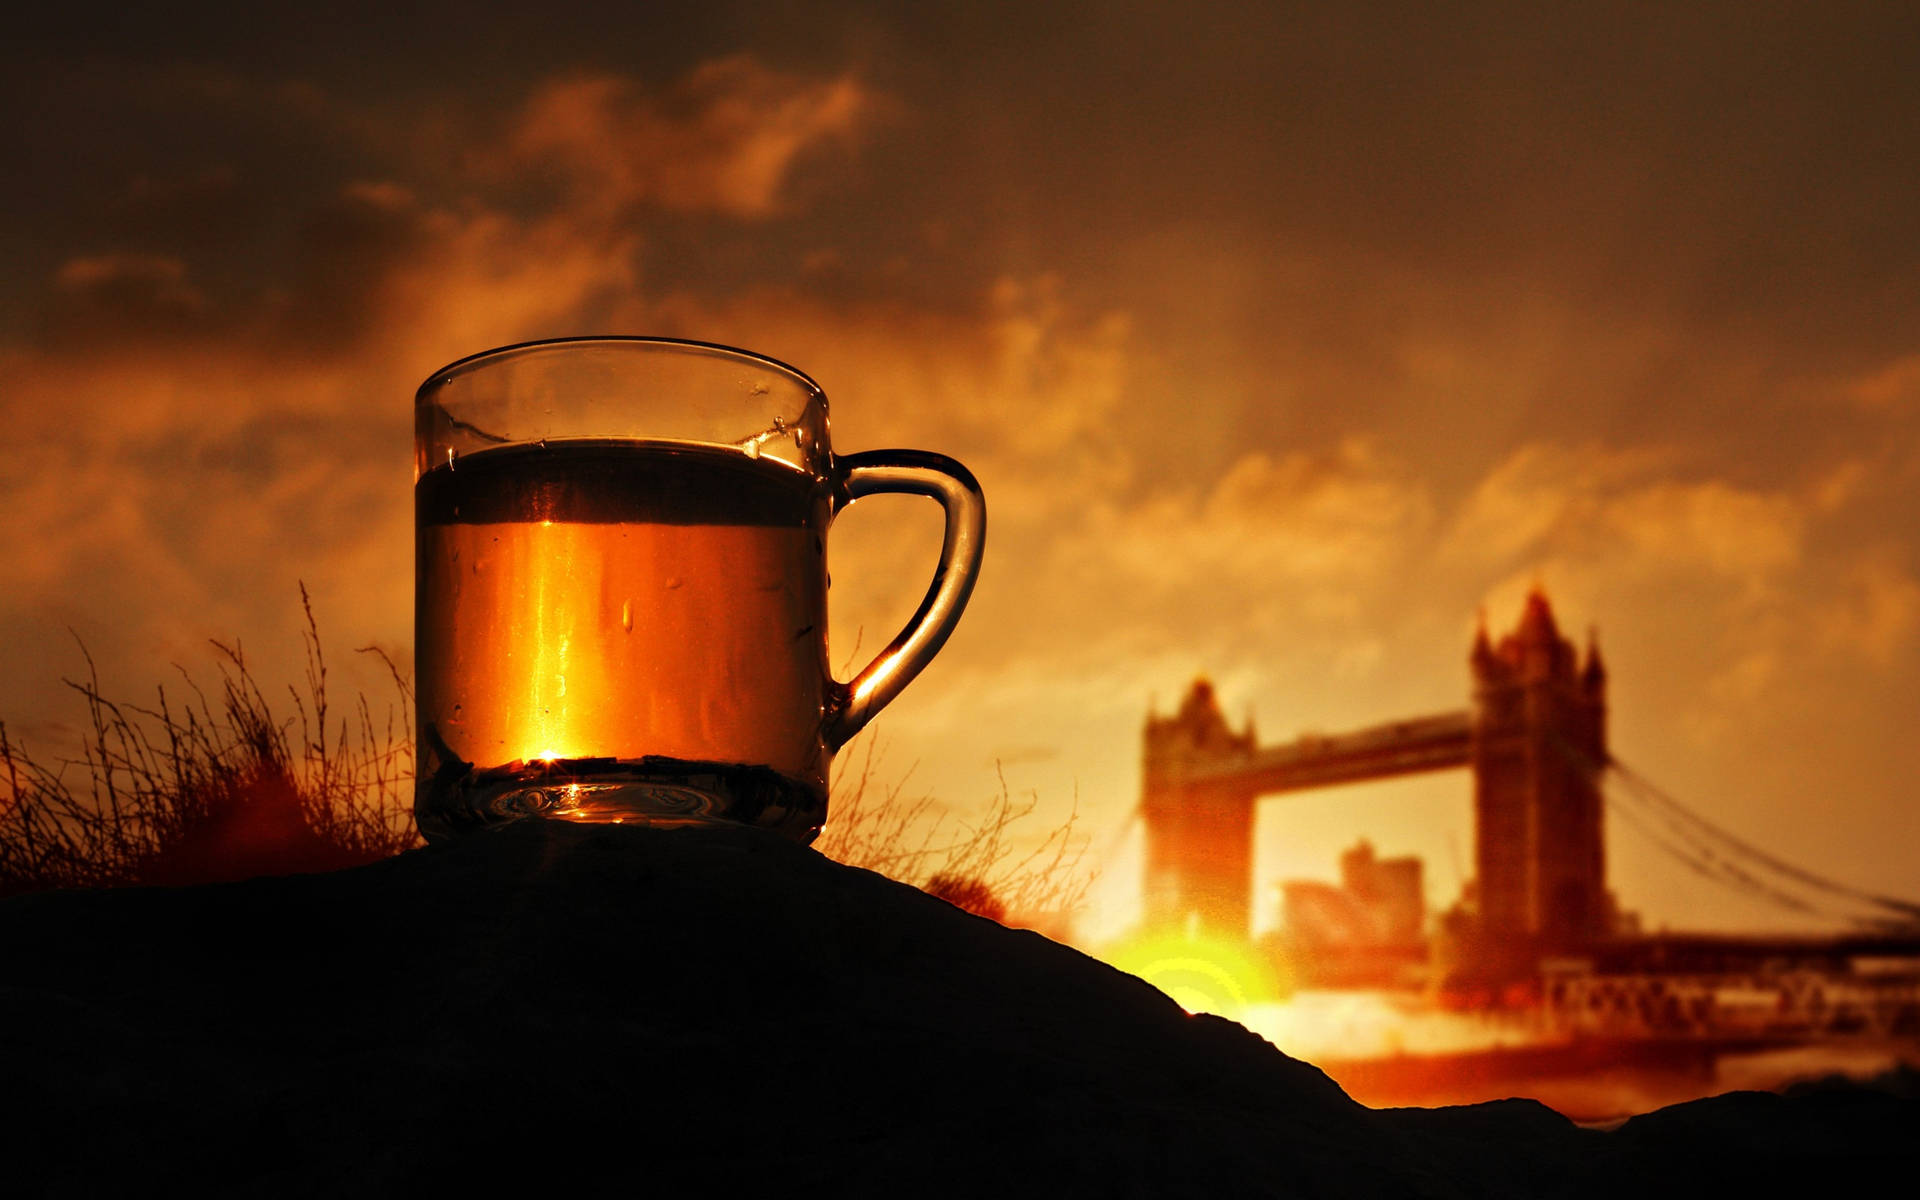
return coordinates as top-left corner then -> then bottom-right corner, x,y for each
415,755 -> 826,845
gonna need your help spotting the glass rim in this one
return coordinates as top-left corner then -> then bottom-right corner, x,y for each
415,336 -> 827,405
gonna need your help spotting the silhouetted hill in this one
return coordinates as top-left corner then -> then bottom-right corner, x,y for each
1,823 -> 1912,1196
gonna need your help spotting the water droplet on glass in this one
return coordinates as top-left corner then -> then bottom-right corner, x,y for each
451,704 -> 464,721
743,440 -> 761,459
772,415 -> 787,431
751,383 -> 770,396
536,438 -> 548,450
620,599 -> 633,632
446,448 -> 457,470
666,577 -> 684,590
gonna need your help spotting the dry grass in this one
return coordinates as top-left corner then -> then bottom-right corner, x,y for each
0,586 -> 417,896
817,740 -> 1092,928
1,593 -> 1092,924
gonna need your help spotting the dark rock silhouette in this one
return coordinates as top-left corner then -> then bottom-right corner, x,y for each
1,823 -> 1912,1196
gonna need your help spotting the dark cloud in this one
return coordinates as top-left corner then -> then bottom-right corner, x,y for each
273,182 -> 437,350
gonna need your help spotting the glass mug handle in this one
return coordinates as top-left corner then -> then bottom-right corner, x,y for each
824,449 -> 986,750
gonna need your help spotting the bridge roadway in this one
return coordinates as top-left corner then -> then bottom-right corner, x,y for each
1186,710 -> 1473,793
1588,930 -> 1920,973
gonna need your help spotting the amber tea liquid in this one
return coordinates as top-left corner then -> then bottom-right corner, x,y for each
415,439 -> 832,840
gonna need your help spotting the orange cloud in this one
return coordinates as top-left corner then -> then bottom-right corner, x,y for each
496,55 -> 875,220
1848,354 -> 1920,410
617,274 -> 1138,514
1811,554 -> 1920,667
1442,443 -> 1809,592
1061,439 -> 1433,634
47,253 -> 207,340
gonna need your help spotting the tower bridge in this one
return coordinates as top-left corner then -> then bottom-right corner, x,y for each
1144,589 -> 1608,956
1132,588 -> 1920,1038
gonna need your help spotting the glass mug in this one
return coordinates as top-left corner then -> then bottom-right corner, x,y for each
413,337 -> 984,843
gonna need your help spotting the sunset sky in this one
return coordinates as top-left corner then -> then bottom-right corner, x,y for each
5,3 -> 1918,936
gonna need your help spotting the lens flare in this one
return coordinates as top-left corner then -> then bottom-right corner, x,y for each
1099,931 -> 1288,1022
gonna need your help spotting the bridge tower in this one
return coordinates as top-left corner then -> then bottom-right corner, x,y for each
1469,589 -> 1609,952
1141,680 -> 1258,936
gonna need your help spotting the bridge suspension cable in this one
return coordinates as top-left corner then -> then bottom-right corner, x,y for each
1550,735 -> 1920,929
1599,787 -> 1826,919
1606,757 -> 1920,923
